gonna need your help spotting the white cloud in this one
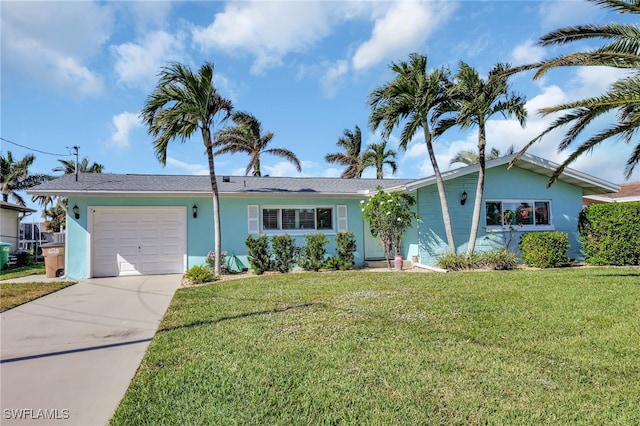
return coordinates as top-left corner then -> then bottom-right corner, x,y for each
320,60 -> 350,98
123,1 -> 173,33
262,160 -> 312,177
112,31 -> 188,90
110,112 -> 143,150
1,1 -> 112,96
566,67 -> 632,99
511,40 -> 546,65
352,0 -> 456,71
538,0 -> 600,30
166,157 -> 209,175
192,1 -> 340,74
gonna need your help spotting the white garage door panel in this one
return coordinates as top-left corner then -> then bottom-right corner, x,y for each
92,208 -> 186,277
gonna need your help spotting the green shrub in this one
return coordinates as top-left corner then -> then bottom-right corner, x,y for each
578,202 -> 640,266
323,256 -> 341,270
335,231 -> 356,271
245,235 -> 272,275
437,249 -> 518,271
298,233 -> 329,271
520,231 -> 570,268
437,253 -> 476,271
15,251 -> 34,267
476,249 -> 518,270
271,234 -> 297,273
183,265 -> 217,285
205,251 -> 226,271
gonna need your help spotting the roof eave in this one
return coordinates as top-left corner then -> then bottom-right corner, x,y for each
403,153 -> 620,195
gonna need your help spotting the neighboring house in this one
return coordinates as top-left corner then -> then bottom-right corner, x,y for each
28,153 -> 618,279
19,222 -> 54,254
583,181 -> 640,206
0,201 -> 35,253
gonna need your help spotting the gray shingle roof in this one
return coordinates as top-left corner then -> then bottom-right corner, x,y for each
28,173 -> 414,196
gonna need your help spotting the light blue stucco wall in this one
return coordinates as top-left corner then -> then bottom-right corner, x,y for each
414,165 -> 585,266
65,194 -> 368,278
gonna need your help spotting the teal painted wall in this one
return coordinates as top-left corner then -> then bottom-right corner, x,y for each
414,165 -> 585,266
65,195 -> 367,278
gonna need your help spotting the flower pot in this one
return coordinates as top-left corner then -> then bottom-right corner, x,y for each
411,255 -> 419,265
394,254 -> 403,271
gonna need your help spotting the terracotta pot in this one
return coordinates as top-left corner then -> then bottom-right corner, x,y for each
411,255 -> 419,264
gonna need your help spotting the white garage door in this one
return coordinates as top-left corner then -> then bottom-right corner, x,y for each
92,207 -> 186,277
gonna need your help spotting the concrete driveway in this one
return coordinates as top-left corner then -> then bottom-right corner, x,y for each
1,275 -> 180,425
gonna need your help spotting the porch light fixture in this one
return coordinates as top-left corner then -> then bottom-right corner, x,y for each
192,204 -> 198,218
72,204 -> 80,219
460,191 -> 468,206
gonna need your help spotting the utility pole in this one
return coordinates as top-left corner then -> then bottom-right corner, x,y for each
73,146 -> 79,181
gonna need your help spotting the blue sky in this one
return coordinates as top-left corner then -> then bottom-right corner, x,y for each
2,0 -> 638,213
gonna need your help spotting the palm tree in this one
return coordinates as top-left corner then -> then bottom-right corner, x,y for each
439,62 -> 526,256
511,0 -> 640,182
213,111 -> 300,176
369,53 -> 457,253
33,156 -> 105,215
54,157 -> 104,174
43,199 -> 67,232
325,126 -> 364,178
140,62 -> 233,275
1,151 -> 50,206
450,145 -> 515,167
362,140 -> 398,179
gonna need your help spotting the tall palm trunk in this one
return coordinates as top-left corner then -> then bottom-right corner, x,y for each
466,123 -> 486,255
203,128 -> 223,276
423,122 -> 456,253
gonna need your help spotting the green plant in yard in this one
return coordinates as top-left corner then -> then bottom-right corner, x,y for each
476,248 -> 518,270
579,202 -> 640,265
183,265 -> 217,285
323,255 -> 341,270
245,234 -> 272,275
437,252 -> 475,270
335,231 -> 356,270
520,231 -> 570,268
298,233 -> 328,271
437,248 -> 518,271
111,268 -> 640,425
15,251 -> 35,267
360,187 -> 417,267
205,251 -> 226,271
271,234 -> 297,273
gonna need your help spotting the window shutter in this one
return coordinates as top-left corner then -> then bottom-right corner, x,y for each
248,205 -> 259,234
337,205 -> 348,232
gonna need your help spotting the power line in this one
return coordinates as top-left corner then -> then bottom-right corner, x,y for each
0,137 -> 72,157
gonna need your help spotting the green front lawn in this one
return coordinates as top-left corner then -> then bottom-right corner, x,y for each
0,281 -> 76,312
111,268 -> 640,425
0,263 -> 45,281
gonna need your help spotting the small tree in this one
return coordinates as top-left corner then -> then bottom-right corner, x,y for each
361,187 -> 417,268
245,234 -> 272,275
271,234 -> 298,273
298,233 -> 329,271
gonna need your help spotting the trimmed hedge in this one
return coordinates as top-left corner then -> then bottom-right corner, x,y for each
298,233 -> 329,272
335,231 -> 356,271
578,202 -> 640,265
271,234 -> 298,273
245,235 -> 272,275
519,231 -> 570,269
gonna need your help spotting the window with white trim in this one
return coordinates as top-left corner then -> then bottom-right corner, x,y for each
485,200 -> 551,228
260,207 -> 335,232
